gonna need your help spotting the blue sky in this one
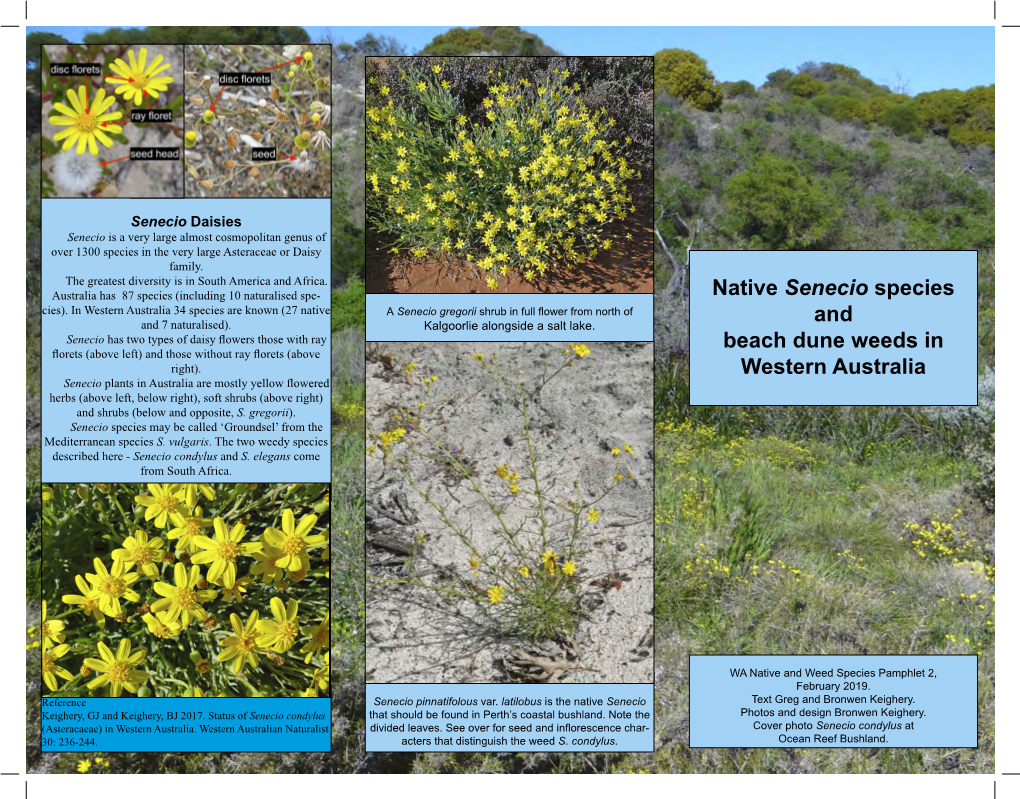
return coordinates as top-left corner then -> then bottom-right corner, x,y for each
28,26 -> 994,94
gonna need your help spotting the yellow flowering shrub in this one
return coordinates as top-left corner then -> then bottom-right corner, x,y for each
367,61 -> 641,289
38,483 -> 330,698
368,346 -> 639,641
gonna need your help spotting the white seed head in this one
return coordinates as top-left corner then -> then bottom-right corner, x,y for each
52,150 -> 103,194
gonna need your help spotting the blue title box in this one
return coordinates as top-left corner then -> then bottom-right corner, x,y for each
367,293 -> 652,342
41,198 -> 331,482
690,655 -> 977,748
41,697 -> 330,752
366,683 -> 653,752
689,251 -> 977,405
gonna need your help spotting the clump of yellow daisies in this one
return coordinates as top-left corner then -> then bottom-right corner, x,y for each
37,483 -> 330,699
366,61 -> 642,290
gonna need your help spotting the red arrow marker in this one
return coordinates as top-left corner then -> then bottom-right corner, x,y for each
101,120 -> 129,128
101,156 -> 131,166
209,85 -> 225,112
258,56 -> 303,74
277,155 -> 297,161
84,77 -> 89,114
101,76 -> 134,82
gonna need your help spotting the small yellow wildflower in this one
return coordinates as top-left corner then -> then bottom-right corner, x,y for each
487,585 -> 504,604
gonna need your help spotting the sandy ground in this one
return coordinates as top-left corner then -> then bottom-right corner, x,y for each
366,342 -> 653,683
42,44 -> 184,198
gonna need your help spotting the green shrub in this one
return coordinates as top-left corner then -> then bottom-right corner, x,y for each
723,153 -> 841,249
331,280 -> 365,332
654,49 -> 723,111
880,100 -> 921,136
765,68 -> 794,88
783,72 -> 826,98
811,93 -> 865,122
655,102 -> 698,148
725,80 -> 757,98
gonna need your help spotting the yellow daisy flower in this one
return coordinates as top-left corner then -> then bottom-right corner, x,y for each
190,517 -> 261,589
42,643 -> 74,692
86,557 -> 141,617
84,638 -> 148,697
300,611 -> 330,664
141,610 -> 181,639
217,611 -> 262,674
487,585 -> 504,604
256,597 -> 301,653
263,509 -> 325,574
105,48 -> 174,106
150,563 -> 216,628
49,85 -> 123,155
166,505 -> 214,551
135,483 -> 186,529
112,529 -> 165,579
62,574 -> 106,628
40,601 -> 66,650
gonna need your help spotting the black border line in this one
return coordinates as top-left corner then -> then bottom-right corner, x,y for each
182,42 -> 333,200
361,339 -> 655,755
687,249 -> 980,407
687,653 -> 979,750
363,53 -> 653,296
39,43 -> 186,200
36,37 -> 335,760
38,481 -> 333,755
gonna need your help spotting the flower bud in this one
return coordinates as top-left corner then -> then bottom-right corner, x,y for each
185,130 -> 197,148
203,109 -> 216,123
270,87 -> 280,101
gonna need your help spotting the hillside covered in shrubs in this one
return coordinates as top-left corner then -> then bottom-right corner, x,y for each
653,49 -> 995,379
651,49 -> 995,775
